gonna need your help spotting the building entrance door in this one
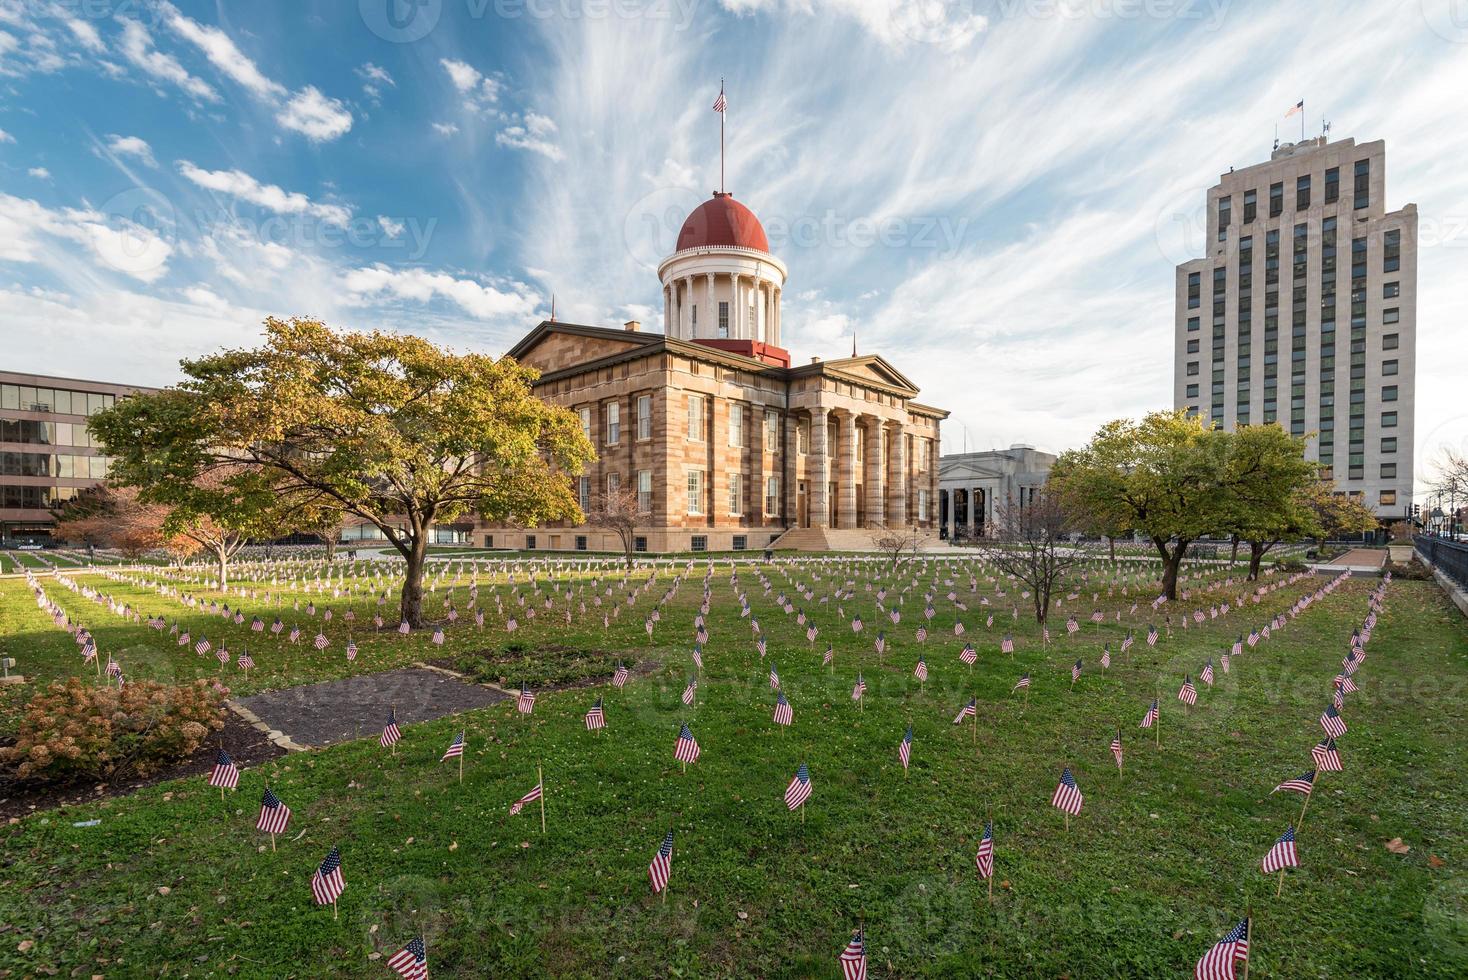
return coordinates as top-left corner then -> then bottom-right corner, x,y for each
797,481 -> 808,527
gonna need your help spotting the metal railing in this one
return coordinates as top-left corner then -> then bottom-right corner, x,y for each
1415,535 -> 1468,592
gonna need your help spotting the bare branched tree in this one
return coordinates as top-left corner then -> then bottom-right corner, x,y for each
872,526 -> 921,572
587,485 -> 647,569
974,490 -> 1089,624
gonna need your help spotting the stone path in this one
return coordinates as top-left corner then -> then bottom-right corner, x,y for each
231,666 -> 508,750
1327,548 -> 1388,568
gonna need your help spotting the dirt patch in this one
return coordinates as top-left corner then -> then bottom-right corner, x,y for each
0,709 -> 283,821
233,666 -> 507,748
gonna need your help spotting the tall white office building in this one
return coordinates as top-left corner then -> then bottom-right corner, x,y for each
1174,135 -> 1416,522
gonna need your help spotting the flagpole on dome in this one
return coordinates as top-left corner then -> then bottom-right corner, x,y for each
713,80 -> 727,194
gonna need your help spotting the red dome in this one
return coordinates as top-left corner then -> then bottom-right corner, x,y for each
676,192 -> 769,252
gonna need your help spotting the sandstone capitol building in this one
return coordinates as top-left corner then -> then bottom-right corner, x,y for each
475,189 -> 948,554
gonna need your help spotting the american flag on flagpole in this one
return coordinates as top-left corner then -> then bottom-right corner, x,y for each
1311,738 -> 1342,771
784,763 -> 812,810
256,786 -> 291,833
1194,918 -> 1250,980
381,709 -> 401,747
1012,672 -> 1030,692
311,846 -> 346,905
509,780 -> 543,815
612,662 -> 629,687
773,691 -> 793,726
839,926 -> 867,980
1110,730 -> 1124,770
208,749 -> 240,789
1141,697 -> 1159,728
517,683 -> 536,714
974,820 -> 994,879
1272,770 -> 1316,796
675,723 -> 701,763
1051,767 -> 1083,815
1284,98 -> 1304,117
441,731 -> 465,761
898,726 -> 912,769
585,697 -> 606,730
1178,675 -> 1198,705
648,830 -> 674,893
1261,825 -> 1299,873
386,937 -> 428,980
953,697 -> 976,724
1320,704 -> 1347,737
851,673 -> 866,701
712,87 -> 726,113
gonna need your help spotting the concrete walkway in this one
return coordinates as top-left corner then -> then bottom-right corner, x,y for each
231,666 -> 507,750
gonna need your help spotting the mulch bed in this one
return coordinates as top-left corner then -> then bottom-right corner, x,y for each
426,649 -> 663,693
0,709 -> 284,821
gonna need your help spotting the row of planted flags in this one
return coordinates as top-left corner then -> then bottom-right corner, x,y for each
24,556 -> 1362,976
202,568 -> 1368,978
30,549 -> 1297,699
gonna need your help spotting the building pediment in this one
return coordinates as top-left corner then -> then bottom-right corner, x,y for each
821,355 -> 920,394
505,321 -> 658,375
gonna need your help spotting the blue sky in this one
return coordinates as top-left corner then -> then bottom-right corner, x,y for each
3,0 -> 1467,489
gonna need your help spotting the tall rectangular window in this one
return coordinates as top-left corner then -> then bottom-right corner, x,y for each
687,395 -> 705,441
1383,229 -> 1401,272
1353,159 -> 1370,210
578,476 -> 590,511
637,469 -> 652,512
1324,167 -> 1339,203
1242,189 -> 1257,223
605,402 -> 620,444
765,411 -> 779,452
728,473 -> 741,515
686,470 -> 704,515
637,394 -> 651,440
765,475 -> 780,516
718,301 -> 729,337
579,407 -> 591,443
1269,181 -> 1283,217
1187,271 -> 1200,309
1295,175 -> 1311,210
729,403 -> 743,447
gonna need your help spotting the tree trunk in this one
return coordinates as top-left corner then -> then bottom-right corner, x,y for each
1034,586 -> 1048,624
1230,535 -> 1241,565
400,533 -> 427,628
1108,536 -> 1116,562
1247,540 -> 1267,581
215,543 -> 229,590
324,536 -> 338,564
1156,538 -> 1188,601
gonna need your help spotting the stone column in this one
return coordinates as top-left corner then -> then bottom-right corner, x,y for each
771,286 -> 781,346
863,417 -> 884,527
782,412 -> 797,526
837,412 -> 858,529
809,407 -> 830,528
705,273 -> 716,338
682,276 -> 694,336
886,423 -> 906,527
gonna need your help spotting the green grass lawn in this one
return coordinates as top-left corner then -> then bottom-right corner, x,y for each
0,560 -> 1464,977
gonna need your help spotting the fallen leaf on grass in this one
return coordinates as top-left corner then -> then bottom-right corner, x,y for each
1385,838 -> 1410,854
17,940 -> 33,952
1429,854 -> 1445,868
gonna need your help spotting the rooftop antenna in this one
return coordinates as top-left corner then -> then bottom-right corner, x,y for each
549,293 -> 556,323
712,80 -> 727,194
851,332 -> 857,358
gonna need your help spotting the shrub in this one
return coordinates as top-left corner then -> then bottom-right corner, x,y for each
0,678 -> 225,783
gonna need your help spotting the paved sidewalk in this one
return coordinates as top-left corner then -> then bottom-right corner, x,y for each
233,666 -> 507,749
1330,548 -> 1388,568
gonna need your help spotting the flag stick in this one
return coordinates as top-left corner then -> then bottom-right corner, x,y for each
538,765 -> 546,834
1155,684 -> 1161,748
1242,912 -> 1253,980
986,808 -> 994,904
270,831 -> 276,852
1276,868 -> 1285,897
459,751 -> 463,785
1064,811 -> 1070,833
1297,790 -> 1312,830
333,897 -> 338,920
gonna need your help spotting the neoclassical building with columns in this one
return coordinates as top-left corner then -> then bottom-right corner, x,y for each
477,191 -> 947,553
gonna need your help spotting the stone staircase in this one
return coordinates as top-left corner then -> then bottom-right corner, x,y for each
768,526 -> 945,553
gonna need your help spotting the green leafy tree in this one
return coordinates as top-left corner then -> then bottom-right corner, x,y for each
1050,411 -> 1233,600
91,317 -> 594,626
1222,424 -> 1321,579
1298,479 -> 1380,549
